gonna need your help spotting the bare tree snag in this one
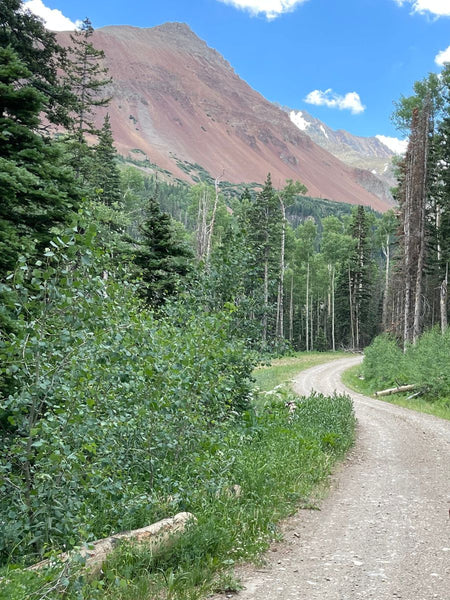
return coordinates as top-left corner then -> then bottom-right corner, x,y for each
205,171 -> 224,265
401,103 -> 431,348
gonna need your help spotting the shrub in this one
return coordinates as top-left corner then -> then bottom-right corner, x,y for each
362,328 -> 450,400
0,230 -> 255,565
362,334 -> 405,388
407,327 -> 450,398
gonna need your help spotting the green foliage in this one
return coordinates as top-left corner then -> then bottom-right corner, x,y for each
0,0 -> 74,127
362,329 -> 450,400
287,195 -> 355,228
133,197 -> 193,306
407,328 -> 450,398
66,18 -> 111,138
392,66 -> 450,133
0,45 -> 80,279
0,226 -> 255,565
91,114 -> 122,205
2,391 -> 354,600
343,364 -> 450,421
362,334 -> 406,387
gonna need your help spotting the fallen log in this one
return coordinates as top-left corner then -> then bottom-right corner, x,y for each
375,384 -> 417,397
29,511 -> 195,574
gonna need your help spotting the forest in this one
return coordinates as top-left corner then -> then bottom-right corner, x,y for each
0,1 -> 449,598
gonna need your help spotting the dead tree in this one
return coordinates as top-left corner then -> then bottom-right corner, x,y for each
401,104 -> 431,349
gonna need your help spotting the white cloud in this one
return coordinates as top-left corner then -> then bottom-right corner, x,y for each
435,45 -> 450,65
216,0 -> 308,20
376,135 -> 408,155
23,0 -> 81,31
304,89 -> 366,114
394,0 -> 450,17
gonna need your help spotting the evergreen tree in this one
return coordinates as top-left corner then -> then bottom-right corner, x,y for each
134,198 -> 193,307
433,93 -> 450,332
91,114 -> 121,205
0,0 -> 74,127
348,206 -> 375,349
245,174 -> 282,344
65,18 -> 111,181
67,18 -> 111,138
0,46 -> 79,278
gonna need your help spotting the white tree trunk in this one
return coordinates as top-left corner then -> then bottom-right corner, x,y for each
331,265 -> 336,352
276,198 -> 286,338
441,262 -> 448,334
305,261 -> 310,352
289,271 -> 294,342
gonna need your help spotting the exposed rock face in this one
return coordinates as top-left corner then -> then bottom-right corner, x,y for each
58,23 -> 392,211
288,108 -> 399,203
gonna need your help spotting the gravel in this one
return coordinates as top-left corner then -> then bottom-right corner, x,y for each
211,356 -> 450,600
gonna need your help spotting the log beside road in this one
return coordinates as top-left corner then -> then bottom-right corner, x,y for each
374,384 -> 417,397
29,512 -> 195,573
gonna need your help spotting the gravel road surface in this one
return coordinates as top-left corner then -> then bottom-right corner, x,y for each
214,356 -> 450,600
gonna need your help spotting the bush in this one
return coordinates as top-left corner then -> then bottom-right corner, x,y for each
407,327 -> 450,398
54,391 -> 354,600
362,329 -> 450,400
362,334 -> 405,388
0,231 -> 256,565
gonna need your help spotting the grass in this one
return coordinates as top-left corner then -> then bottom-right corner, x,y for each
342,364 -> 450,421
2,353 -> 356,600
254,351 -> 347,392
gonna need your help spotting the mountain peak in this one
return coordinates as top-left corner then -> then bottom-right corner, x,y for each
154,21 -> 195,35
58,25 -> 391,211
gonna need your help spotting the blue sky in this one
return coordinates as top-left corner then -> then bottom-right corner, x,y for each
25,0 -> 450,146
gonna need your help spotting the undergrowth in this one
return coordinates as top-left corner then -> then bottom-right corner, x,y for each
342,339 -> 450,422
1,357 -> 355,600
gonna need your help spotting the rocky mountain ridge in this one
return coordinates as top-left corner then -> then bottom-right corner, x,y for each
57,23 -> 393,211
288,109 -> 399,202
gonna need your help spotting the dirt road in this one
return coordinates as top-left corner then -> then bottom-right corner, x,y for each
217,356 -> 450,600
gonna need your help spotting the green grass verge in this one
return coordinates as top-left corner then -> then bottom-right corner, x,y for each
2,355 -> 355,600
254,351 -> 347,392
342,364 -> 450,421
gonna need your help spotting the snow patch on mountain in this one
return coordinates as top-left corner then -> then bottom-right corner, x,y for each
289,110 -> 310,131
319,124 -> 329,139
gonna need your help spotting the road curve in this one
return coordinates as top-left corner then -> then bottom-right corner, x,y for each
217,356 -> 450,600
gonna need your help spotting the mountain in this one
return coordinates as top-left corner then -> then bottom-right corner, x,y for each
58,23 -> 392,212
288,109 -> 400,203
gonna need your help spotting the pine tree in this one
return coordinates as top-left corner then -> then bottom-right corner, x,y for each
65,18 -> 111,181
0,0 -> 74,127
348,206 -> 374,349
134,198 -> 193,307
67,18 -> 111,139
245,174 -> 282,344
91,114 -> 121,205
0,46 -> 79,278
434,101 -> 450,332
389,65 -> 450,343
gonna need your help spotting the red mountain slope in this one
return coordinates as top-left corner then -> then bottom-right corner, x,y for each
58,23 -> 390,211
